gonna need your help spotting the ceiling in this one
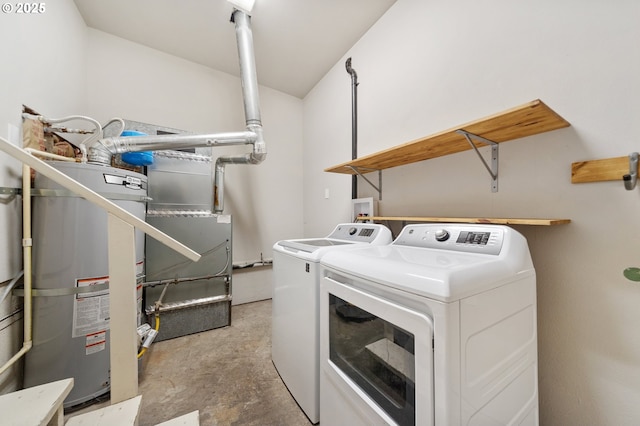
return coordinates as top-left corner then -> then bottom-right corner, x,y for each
73,0 -> 397,99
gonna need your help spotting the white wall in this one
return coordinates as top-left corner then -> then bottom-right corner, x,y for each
0,0 -> 88,392
303,0 -> 640,424
0,2 -> 87,280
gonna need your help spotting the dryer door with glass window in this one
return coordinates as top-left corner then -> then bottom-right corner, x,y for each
321,275 -> 435,426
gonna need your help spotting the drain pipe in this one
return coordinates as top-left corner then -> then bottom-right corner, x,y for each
346,58 -> 358,199
0,164 -> 33,376
87,8 -> 266,213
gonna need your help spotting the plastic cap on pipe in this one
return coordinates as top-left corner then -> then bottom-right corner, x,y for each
120,130 -> 154,166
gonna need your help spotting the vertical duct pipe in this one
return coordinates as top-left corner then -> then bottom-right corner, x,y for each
346,58 -> 358,199
214,9 -> 266,213
234,10 -> 261,128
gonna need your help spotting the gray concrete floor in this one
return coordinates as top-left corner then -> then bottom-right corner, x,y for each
137,299 -> 312,425
66,299 -> 312,425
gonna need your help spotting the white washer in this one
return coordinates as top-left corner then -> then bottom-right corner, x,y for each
272,223 -> 392,424
319,224 -> 538,426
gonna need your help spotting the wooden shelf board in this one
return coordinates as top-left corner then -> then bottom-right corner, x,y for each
571,156 -> 630,183
357,216 -> 571,226
326,99 -> 570,174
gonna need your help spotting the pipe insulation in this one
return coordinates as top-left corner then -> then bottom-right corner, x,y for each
87,9 -> 266,213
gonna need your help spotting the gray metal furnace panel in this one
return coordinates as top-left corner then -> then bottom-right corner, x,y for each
145,216 -> 231,284
113,119 -> 234,341
144,215 -> 232,341
147,151 -> 213,212
148,296 -> 231,342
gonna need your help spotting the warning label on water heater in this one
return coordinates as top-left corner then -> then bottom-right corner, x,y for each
72,276 -> 110,339
86,331 -> 106,355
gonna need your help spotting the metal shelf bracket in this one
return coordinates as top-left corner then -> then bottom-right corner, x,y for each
347,166 -> 382,200
0,187 -> 21,196
456,129 -> 499,192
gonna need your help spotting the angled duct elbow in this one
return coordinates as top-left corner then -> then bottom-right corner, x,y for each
88,138 -> 117,165
214,125 -> 266,213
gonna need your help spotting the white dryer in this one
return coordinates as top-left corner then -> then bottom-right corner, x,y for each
272,223 -> 392,424
319,224 -> 538,426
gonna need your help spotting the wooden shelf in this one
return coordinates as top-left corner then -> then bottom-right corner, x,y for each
356,216 -> 571,226
571,155 -> 633,183
325,99 -> 570,174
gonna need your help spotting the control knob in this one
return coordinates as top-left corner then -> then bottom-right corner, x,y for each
435,229 -> 450,242
348,227 -> 358,235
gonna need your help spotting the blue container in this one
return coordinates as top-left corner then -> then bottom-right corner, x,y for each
120,130 -> 153,166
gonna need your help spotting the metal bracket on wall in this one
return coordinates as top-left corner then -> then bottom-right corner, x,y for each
456,129 -> 499,192
347,166 -> 382,200
0,187 -> 21,196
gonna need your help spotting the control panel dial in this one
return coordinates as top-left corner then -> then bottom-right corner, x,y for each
435,229 -> 450,242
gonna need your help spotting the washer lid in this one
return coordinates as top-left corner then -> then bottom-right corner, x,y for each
277,239 -> 353,253
273,223 -> 393,258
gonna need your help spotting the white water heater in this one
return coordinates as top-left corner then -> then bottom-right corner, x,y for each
24,161 -> 147,408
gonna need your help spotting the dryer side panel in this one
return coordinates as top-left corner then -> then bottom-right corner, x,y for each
460,275 -> 538,425
272,250 -> 320,423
